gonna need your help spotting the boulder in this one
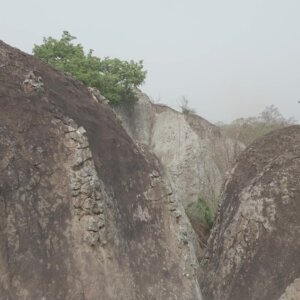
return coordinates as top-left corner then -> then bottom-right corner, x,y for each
0,41 -> 202,300
200,125 -> 300,300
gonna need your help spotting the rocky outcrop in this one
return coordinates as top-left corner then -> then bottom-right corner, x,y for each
200,125 -> 300,300
114,90 -> 243,212
0,41 -> 202,299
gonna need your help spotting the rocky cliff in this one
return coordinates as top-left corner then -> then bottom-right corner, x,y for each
114,90 -> 243,212
0,41 -> 202,300
200,125 -> 300,300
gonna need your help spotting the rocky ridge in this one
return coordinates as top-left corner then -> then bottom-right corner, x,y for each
200,125 -> 300,300
0,41 -> 202,300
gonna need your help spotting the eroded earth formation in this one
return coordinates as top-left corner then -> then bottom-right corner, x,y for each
114,90 -> 242,211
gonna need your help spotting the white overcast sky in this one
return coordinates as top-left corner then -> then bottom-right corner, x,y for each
1,0 -> 300,123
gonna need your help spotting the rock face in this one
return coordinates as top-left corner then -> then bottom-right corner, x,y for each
114,90 -> 242,211
200,125 -> 300,300
0,41 -> 202,300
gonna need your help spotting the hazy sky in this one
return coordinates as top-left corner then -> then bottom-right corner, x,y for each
1,0 -> 300,123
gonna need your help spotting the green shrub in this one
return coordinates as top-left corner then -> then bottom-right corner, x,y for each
33,31 -> 147,105
179,96 -> 196,115
219,105 -> 295,146
186,197 -> 214,229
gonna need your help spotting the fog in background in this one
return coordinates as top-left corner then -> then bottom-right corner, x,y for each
1,0 -> 300,123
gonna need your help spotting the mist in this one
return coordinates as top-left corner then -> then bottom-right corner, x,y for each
1,0 -> 299,123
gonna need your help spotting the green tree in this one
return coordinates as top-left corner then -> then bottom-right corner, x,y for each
220,105 -> 296,146
33,31 -> 147,104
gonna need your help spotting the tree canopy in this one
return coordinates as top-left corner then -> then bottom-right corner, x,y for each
219,105 -> 295,146
33,31 -> 147,104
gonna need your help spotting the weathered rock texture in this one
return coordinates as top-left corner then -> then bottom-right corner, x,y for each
200,125 -> 300,300
279,277 -> 300,300
0,41 -> 202,299
114,90 -> 242,211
